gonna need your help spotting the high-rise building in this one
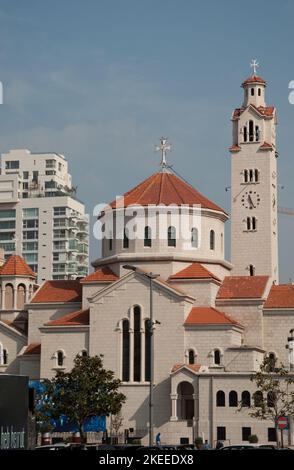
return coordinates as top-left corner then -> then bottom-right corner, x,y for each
0,149 -> 89,283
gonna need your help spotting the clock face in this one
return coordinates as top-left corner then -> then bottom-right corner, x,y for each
241,191 -> 261,209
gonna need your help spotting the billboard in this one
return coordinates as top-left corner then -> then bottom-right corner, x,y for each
0,375 -> 29,450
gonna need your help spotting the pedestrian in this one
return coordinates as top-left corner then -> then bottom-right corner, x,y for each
215,440 -> 224,449
155,432 -> 161,446
203,439 -> 211,450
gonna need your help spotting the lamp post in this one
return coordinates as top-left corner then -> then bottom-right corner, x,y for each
123,264 -> 159,446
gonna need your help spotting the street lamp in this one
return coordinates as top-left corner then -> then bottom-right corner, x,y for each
123,264 -> 159,446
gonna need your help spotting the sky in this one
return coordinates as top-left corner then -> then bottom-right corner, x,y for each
0,0 -> 294,281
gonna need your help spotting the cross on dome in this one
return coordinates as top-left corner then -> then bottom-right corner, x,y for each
250,59 -> 259,75
155,137 -> 171,169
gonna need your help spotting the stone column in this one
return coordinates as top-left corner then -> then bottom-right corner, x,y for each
140,328 -> 145,382
129,328 -> 134,382
170,393 -> 178,421
13,287 -> 17,310
1,287 -> 5,310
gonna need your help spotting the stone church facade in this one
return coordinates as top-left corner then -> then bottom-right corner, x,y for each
1,68 -> 294,445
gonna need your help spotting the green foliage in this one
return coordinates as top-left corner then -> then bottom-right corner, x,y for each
37,354 -> 126,439
248,434 -> 258,443
194,436 -> 203,448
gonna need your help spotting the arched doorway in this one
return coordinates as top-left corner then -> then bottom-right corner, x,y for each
177,382 -> 194,420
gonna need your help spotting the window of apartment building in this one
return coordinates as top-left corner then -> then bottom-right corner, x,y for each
23,208 -> 39,218
53,264 -> 66,273
23,182 -> 29,190
54,218 -> 67,227
22,193 -> 28,198
46,170 -> 56,176
54,207 -> 67,216
0,232 -> 15,241
23,253 -> 38,264
28,264 -> 38,273
53,229 -> 66,239
0,243 -> 15,252
23,242 -> 38,251
0,220 -> 15,230
46,159 -> 56,168
217,427 -> 226,441
0,210 -> 16,218
58,162 -> 62,171
45,180 -> 57,189
53,252 -> 60,261
23,171 -> 29,179
53,241 -> 66,250
242,427 -> 251,441
22,231 -> 38,240
5,160 -> 19,169
23,219 -> 39,229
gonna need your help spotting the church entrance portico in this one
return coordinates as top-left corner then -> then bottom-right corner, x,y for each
177,381 -> 194,420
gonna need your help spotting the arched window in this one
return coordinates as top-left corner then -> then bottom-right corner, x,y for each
133,306 -> 141,382
214,349 -> 221,365
247,217 -> 251,231
253,391 -> 263,407
109,231 -> 113,251
210,230 -> 215,250
191,227 -> 198,248
252,217 -> 256,230
244,169 -> 248,183
145,319 -> 151,382
249,120 -> 254,142
241,391 -> 251,407
267,391 -> 276,408
258,88 -> 261,96
144,226 -> 152,247
216,390 -> 225,407
249,264 -> 255,276
267,352 -> 276,372
254,169 -> 259,182
57,350 -> 64,367
17,284 -> 26,310
122,319 -> 130,382
229,390 -> 238,407
249,169 -> 254,182
168,226 -> 176,247
255,125 -> 260,142
3,349 -> 7,365
244,126 -> 248,142
123,228 -> 129,249
80,349 -> 88,357
5,284 -> 13,310
188,350 -> 195,365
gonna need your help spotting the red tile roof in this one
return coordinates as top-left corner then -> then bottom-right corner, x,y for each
108,172 -> 226,214
259,142 -> 273,150
171,363 -> 201,373
264,285 -> 294,309
81,266 -> 118,283
46,308 -> 89,326
23,343 -> 41,355
229,145 -> 241,152
241,75 -> 267,87
169,263 -> 220,282
232,105 -> 274,120
31,280 -> 82,303
217,276 -> 269,300
0,255 -> 36,277
184,306 -> 240,326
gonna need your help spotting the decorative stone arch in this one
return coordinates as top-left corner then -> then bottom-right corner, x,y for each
208,347 -> 224,366
266,350 -> 278,371
170,366 -> 198,422
52,349 -> 66,368
17,283 -> 26,310
185,348 -> 198,365
4,283 -> 14,310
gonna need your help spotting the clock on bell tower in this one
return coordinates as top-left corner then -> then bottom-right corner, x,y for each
230,61 -> 279,283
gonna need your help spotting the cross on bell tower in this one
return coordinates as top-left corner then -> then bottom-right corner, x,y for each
250,59 -> 259,75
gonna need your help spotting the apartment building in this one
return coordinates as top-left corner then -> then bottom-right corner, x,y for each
0,149 -> 89,283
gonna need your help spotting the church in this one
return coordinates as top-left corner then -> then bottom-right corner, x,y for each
1,65 -> 294,446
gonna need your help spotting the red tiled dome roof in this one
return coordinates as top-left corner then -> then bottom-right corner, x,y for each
0,255 -> 36,278
242,75 -> 267,87
109,172 -> 226,214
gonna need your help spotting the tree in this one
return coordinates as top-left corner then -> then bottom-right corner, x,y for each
39,354 -> 126,442
240,356 -> 294,446
111,411 -> 124,437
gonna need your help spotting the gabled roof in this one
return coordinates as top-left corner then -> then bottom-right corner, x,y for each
169,263 -> 221,282
184,306 -> 240,326
241,75 -> 267,87
0,255 -> 36,278
108,171 -> 226,214
217,276 -> 269,300
264,285 -> 294,309
23,343 -> 41,355
81,266 -> 118,283
232,105 -> 274,120
46,308 -> 89,326
171,363 -> 201,374
31,280 -> 82,304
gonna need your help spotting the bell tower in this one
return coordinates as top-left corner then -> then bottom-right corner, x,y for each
230,61 -> 279,283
